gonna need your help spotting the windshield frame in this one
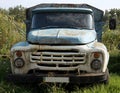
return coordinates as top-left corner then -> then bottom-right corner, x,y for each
31,9 -> 95,30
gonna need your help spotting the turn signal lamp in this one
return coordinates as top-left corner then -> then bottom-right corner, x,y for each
93,52 -> 100,58
16,51 -> 22,57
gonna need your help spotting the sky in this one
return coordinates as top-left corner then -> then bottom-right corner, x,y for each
0,0 -> 120,11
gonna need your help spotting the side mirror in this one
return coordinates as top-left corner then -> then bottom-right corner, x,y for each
109,18 -> 116,30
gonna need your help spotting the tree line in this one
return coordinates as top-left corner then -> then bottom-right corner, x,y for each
1,5 -> 120,25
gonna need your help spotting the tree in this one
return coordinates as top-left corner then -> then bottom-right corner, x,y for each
9,5 -> 25,22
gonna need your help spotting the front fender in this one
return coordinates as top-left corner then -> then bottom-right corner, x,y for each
93,42 -> 109,72
11,41 -> 39,53
10,41 -> 39,74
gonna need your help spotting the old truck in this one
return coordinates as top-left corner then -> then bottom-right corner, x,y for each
8,4 -> 110,84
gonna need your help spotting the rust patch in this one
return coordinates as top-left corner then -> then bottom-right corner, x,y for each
62,30 -> 87,36
94,42 -> 104,47
63,30 -> 79,36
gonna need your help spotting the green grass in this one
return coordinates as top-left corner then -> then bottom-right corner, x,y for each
0,71 -> 120,93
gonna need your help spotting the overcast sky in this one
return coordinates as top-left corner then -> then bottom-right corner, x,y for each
0,0 -> 120,11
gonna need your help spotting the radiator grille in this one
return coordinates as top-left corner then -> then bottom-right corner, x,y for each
30,49 -> 86,67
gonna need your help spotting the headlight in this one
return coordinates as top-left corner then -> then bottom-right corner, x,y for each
91,59 -> 101,70
14,58 -> 24,68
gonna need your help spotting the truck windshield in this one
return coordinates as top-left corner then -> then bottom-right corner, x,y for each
31,12 -> 94,29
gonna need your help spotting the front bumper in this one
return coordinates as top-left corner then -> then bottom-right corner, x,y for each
7,73 -> 107,84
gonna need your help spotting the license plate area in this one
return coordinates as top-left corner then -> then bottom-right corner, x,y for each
44,77 -> 69,83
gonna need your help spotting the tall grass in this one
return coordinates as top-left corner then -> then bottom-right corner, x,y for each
0,13 -> 25,55
102,29 -> 120,51
102,26 -> 120,74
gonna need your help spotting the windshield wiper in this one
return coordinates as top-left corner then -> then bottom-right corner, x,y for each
40,26 -> 61,29
67,26 -> 92,30
33,26 -> 91,30
63,26 -> 83,29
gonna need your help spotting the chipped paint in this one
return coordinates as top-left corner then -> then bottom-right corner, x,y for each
93,42 -> 107,50
10,42 -> 109,74
28,29 -> 96,44
11,41 -> 39,52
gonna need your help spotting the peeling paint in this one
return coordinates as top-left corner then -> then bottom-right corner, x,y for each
28,29 -> 96,44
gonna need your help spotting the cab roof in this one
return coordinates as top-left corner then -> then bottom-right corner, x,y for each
32,7 -> 93,14
26,3 -> 103,21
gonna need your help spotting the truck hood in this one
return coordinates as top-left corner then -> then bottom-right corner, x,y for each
27,29 -> 96,45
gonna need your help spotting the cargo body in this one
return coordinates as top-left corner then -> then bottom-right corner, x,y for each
9,4 -> 109,84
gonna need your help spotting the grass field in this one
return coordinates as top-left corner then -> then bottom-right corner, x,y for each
0,55 -> 120,93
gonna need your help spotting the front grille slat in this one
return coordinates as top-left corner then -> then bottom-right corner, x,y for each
39,61 -> 82,64
30,49 -> 86,67
42,52 -> 79,55
31,56 -> 40,60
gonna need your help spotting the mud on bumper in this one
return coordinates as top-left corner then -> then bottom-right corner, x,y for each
7,73 -> 107,84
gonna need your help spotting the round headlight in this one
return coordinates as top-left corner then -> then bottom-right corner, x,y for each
91,59 -> 101,70
14,58 -> 24,68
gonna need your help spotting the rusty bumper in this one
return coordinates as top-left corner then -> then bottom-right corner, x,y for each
7,73 -> 107,84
